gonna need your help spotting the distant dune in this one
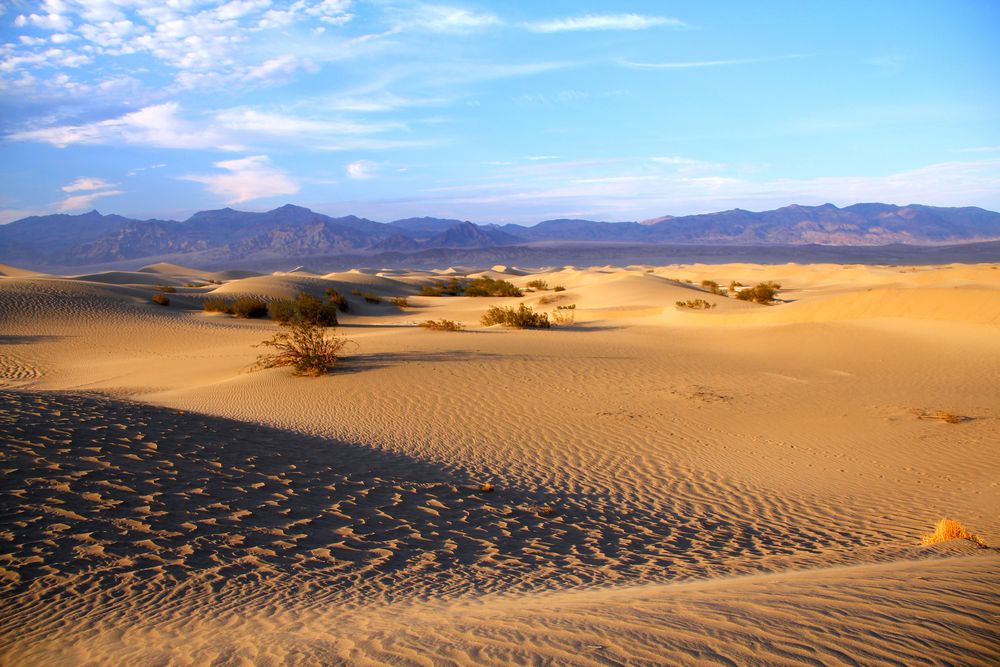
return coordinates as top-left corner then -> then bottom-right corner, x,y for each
1,260 -> 998,665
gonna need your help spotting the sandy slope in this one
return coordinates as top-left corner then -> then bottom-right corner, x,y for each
1,261 -> 999,665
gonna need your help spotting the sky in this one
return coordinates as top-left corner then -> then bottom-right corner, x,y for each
1,0 -> 999,225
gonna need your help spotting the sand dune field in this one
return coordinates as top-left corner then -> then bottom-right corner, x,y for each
1,261 -> 998,665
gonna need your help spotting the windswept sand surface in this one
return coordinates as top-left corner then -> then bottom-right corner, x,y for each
1,261 -> 999,665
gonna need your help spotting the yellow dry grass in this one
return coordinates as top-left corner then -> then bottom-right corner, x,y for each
921,519 -> 987,548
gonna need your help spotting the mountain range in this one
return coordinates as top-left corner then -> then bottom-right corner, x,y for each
2,202 -> 998,270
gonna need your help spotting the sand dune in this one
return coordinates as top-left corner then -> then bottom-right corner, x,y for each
1,261 -> 998,664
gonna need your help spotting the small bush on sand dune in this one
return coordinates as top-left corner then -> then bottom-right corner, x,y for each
481,303 -> 550,328
292,292 -> 338,326
363,292 -> 382,304
324,288 -> 349,312
526,279 -> 549,290
676,299 -> 716,310
553,285 -> 566,292
552,305 -> 576,326
156,284 -> 177,293
735,281 -> 781,304
701,280 -> 722,295
391,296 -> 409,308
231,297 -> 269,319
203,298 -> 232,314
921,518 -> 987,548
465,276 -> 523,297
538,294 -> 564,305
267,298 -> 296,324
420,319 -> 463,331
151,293 -> 170,306
252,321 -> 352,376
419,277 -> 467,297
915,409 -> 970,424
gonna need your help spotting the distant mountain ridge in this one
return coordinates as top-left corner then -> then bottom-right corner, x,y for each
1,202 -> 998,269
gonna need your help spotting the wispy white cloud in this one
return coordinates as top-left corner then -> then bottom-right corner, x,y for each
346,160 -> 378,179
623,54 -> 808,69
180,155 -> 299,203
62,176 -> 118,193
525,14 -> 684,33
394,4 -> 501,33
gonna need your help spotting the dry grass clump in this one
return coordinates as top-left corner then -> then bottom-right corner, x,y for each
391,296 -> 409,308
915,409 -> 971,424
735,281 -> 781,304
324,288 -> 349,312
156,284 -> 177,293
481,303 -> 550,328
419,277 -> 466,296
701,279 -> 723,295
268,292 -> 338,326
921,518 -> 987,547
553,285 -> 566,292
230,297 -> 268,318
526,279 -> 549,290
420,319 -> 463,331
362,292 -> 382,304
151,293 -> 170,306
203,297 -> 232,313
552,304 -> 576,326
464,276 -> 522,297
252,321 -> 352,376
676,299 -> 716,309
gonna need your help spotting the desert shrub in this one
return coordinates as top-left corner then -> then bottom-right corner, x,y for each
676,299 -> 716,309
481,303 -> 550,328
729,280 -> 744,293
156,284 -> 177,293
921,518 -> 987,547
203,298 -> 232,314
151,293 -> 170,306
553,285 -> 566,292
231,297 -> 268,319
267,298 -> 296,324
252,321 -> 352,376
420,319 -> 463,331
552,306 -> 575,325
736,281 -> 781,304
419,277 -> 467,297
362,292 -> 382,304
538,294 -> 564,305
915,409 -> 970,424
391,296 -> 409,308
701,280 -> 722,294
526,279 -> 549,290
293,292 -> 338,326
325,288 -> 349,312
465,276 -> 523,297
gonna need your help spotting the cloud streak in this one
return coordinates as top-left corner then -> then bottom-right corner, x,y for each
525,14 -> 684,33
180,155 -> 299,203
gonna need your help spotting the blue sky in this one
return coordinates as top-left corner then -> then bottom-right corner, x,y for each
1,0 -> 998,224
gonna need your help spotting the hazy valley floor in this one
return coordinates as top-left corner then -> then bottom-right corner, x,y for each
1,261 -> 998,665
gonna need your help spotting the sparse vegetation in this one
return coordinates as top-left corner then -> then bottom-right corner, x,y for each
268,292 -> 338,326
267,299 -> 296,324
701,280 -> 722,295
552,304 -> 576,325
464,276 -> 523,297
921,518 -> 987,547
553,285 -> 566,292
184,282 -> 206,288
420,319 -> 463,331
481,303 -> 550,328
419,277 -> 466,296
735,281 -> 781,304
526,279 -> 549,290
538,294 -> 563,305
203,298 -> 232,314
915,409 -> 971,424
325,288 -> 349,312
156,284 -> 177,293
230,297 -> 268,319
729,280 -> 744,293
252,321 -> 352,376
362,292 -> 382,304
676,299 -> 716,309
151,293 -> 170,306
391,296 -> 409,308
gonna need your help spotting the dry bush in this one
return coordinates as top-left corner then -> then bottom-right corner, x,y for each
921,518 -> 987,547
420,319 -> 463,331
325,288 -> 350,312
553,285 -> 566,292
391,296 -> 409,308
151,293 -> 170,306
156,284 -> 177,293
465,276 -> 522,297
676,299 -> 716,309
735,281 -> 781,304
231,296 -> 269,318
481,303 -> 550,328
538,293 -> 564,305
552,304 -> 576,325
252,321 -> 352,376
203,297 -> 232,314
420,277 -> 466,296
916,409 -> 971,424
701,279 -> 722,294
362,292 -> 382,304
526,279 -> 549,290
